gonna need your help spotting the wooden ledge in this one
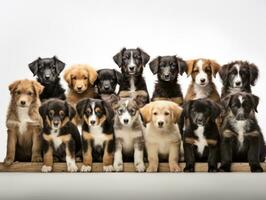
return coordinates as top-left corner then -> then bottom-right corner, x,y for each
0,162 -> 266,172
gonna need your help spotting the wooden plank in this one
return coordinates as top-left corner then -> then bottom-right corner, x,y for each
0,162 -> 265,172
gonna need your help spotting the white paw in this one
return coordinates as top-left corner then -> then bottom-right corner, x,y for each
135,162 -> 145,172
67,164 -> 78,172
41,165 -> 52,173
80,165 -> 92,172
103,165 -> 114,172
113,162 -> 123,172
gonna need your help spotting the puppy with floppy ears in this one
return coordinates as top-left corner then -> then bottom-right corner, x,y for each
149,56 -> 187,105
185,59 -> 220,102
29,56 -> 66,101
219,61 -> 259,98
219,92 -> 265,172
112,98 -> 145,172
140,100 -> 183,172
76,98 -> 115,172
39,99 -> 82,172
182,99 -> 221,172
4,79 -> 44,165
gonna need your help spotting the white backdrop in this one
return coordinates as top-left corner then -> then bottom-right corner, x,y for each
0,0 -> 266,162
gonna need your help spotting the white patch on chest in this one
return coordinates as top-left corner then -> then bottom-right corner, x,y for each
51,128 -> 62,150
232,120 -> 247,149
90,126 -> 107,147
194,126 -> 207,155
193,84 -> 211,99
17,107 -> 34,134
129,77 -> 136,92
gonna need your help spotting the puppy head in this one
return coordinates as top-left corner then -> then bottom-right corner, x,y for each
149,56 -> 187,81
186,59 -> 220,87
39,99 -> 75,130
76,98 -> 112,127
219,61 -> 259,89
222,92 -> 259,120
9,79 -> 44,107
183,99 -> 221,126
28,56 -> 65,84
95,69 -> 122,94
64,64 -> 97,93
113,47 -> 150,76
140,101 -> 182,129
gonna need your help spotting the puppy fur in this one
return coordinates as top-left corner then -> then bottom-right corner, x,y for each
113,98 -> 145,172
39,99 -> 81,172
185,59 -> 220,102
220,92 -> 265,172
76,98 -> 115,172
140,100 -> 183,172
4,79 -> 44,165
29,56 -> 66,101
219,61 -> 259,98
149,56 -> 187,105
182,99 -> 221,172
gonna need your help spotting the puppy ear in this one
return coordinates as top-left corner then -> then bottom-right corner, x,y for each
248,63 -> 259,86
64,67 -> 72,87
113,69 -> 123,85
39,101 -> 49,120
65,102 -> 76,120
177,57 -> 187,75
53,56 -> 65,74
209,60 -> 220,78
250,94 -> 259,112
102,100 -> 114,122
185,60 -> 195,77
182,101 -> 192,118
28,57 -> 41,76
169,102 -> 183,123
94,69 -> 102,86
86,65 -> 98,85
208,100 -> 221,121
76,99 -> 89,118
137,48 -> 150,66
8,80 -> 21,94
219,64 -> 230,85
134,94 -> 147,108
139,103 -> 153,124
113,48 -> 126,67
32,80 -> 44,96
149,57 -> 160,74
221,95 -> 232,110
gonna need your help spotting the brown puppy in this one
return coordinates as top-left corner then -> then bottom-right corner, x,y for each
4,79 -> 44,165
64,64 -> 97,124
185,59 -> 220,102
140,101 -> 183,172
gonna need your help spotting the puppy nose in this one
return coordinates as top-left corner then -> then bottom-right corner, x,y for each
129,66 -> 134,71
235,81 -> 241,86
20,101 -> 26,105
45,75 -> 50,80
123,119 -> 129,124
104,85 -> 110,90
77,86 -> 82,90
53,121 -> 59,126
165,74 -> 170,79
90,120 -> 96,125
200,78 -> 206,83
158,121 -> 164,127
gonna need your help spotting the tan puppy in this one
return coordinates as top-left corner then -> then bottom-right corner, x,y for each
140,100 -> 183,172
4,79 -> 44,166
64,64 -> 97,124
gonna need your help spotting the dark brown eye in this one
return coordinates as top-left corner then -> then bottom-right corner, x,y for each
49,110 -> 54,117
153,112 -> 158,116
16,91 -> 21,95
165,112 -> 170,116
28,91 -> 33,96
84,77 -> 88,80
72,76 -> 77,80
59,110 -> 65,117
193,69 -> 199,73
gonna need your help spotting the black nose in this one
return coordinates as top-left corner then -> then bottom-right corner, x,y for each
90,120 -> 96,125
104,85 -> 110,90
165,74 -> 170,79
129,66 -> 134,71
45,75 -> 50,80
197,119 -> 203,124
20,101 -> 26,105
53,121 -> 59,126
158,121 -> 164,127
124,119 -> 129,124
200,78 -> 206,83
77,87 -> 82,90
235,81 -> 241,86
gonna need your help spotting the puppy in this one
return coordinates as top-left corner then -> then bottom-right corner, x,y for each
185,59 -> 220,102
76,98 -> 114,172
182,99 -> 221,172
219,61 -> 259,98
94,69 -> 122,105
4,79 -> 43,165
113,47 -> 150,105
29,56 -> 66,101
149,56 -> 187,105
140,101 -> 183,172
39,99 -> 81,172
113,98 -> 145,172
220,92 -> 265,172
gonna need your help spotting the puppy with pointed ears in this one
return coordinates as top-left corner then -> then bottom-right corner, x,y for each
112,98 -> 145,172
39,99 -> 82,172
182,99 -> 221,172
219,92 -> 265,172
185,59 -> 220,102
149,56 -> 187,105
4,79 -> 44,166
140,100 -> 183,172
219,61 -> 259,98
76,98 -> 115,172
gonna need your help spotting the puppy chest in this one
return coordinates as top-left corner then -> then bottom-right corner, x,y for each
232,120 -> 248,149
193,126 -> 208,155
51,130 -> 63,150
90,127 -> 109,147
115,129 -> 141,152
17,107 -> 35,134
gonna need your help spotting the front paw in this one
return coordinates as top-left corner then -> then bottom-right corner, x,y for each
169,163 -> 181,172
31,155 -> 43,162
219,164 -> 231,172
67,164 -> 78,172
80,165 -> 92,172
103,165 -> 114,172
250,165 -> 263,172
184,165 -> 194,172
146,164 -> 158,172
41,165 -> 52,173
208,166 -> 218,172
3,158 -> 13,166
113,162 -> 123,172
135,162 -> 145,172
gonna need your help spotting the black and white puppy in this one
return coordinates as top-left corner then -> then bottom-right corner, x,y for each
76,98 -> 115,172
220,92 -> 265,172
149,56 -> 187,105
29,56 -> 66,101
219,61 -> 258,98
113,48 -> 150,105
182,99 -> 221,172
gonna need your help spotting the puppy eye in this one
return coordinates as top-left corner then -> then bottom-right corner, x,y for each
27,91 -> 33,96
164,112 -> 170,116
129,109 -> 136,115
16,91 -> 21,95
59,111 -> 65,117
49,111 -> 54,117
72,76 -> 77,80
118,109 -> 123,115
153,112 -> 158,115
84,77 -> 88,80
193,69 -> 199,73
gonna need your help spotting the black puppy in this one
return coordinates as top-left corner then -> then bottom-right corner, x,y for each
182,99 -> 221,172
39,99 -> 81,172
113,48 -> 150,105
220,92 -> 265,172
76,98 -> 115,172
29,56 -> 66,101
149,56 -> 187,105
94,69 -> 122,105
219,61 -> 258,98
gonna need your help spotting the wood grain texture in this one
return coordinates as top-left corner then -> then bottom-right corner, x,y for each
0,162 -> 265,172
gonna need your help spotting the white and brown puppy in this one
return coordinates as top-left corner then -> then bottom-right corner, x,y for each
140,101 -> 183,172
185,59 -> 220,102
113,98 -> 145,172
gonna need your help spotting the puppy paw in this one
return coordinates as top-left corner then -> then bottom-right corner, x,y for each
31,155 -> 43,162
80,165 -> 92,172
67,164 -> 78,172
219,165 -> 231,172
146,164 -> 158,173
183,166 -> 194,172
169,163 -> 181,172
3,158 -> 13,166
41,165 -> 52,173
103,165 -> 114,172
135,162 -> 145,172
113,162 -> 123,172
208,167 -> 218,173
250,165 -> 263,173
